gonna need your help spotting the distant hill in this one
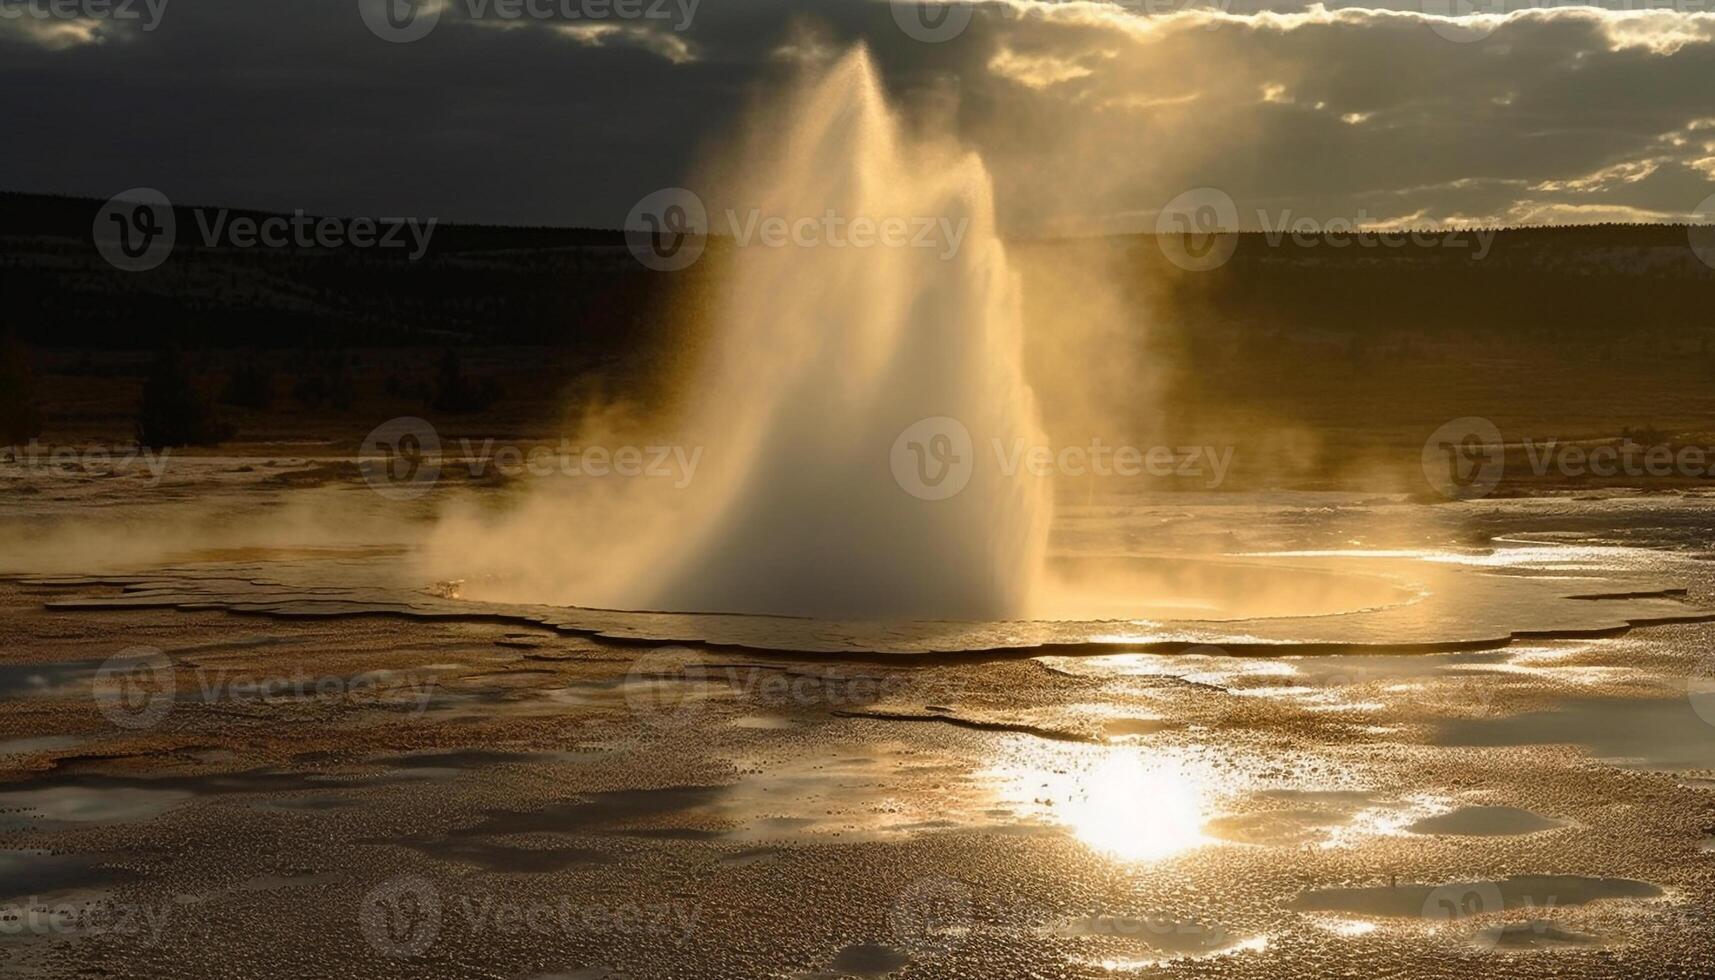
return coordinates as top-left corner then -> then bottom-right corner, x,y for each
3,191 -> 1713,352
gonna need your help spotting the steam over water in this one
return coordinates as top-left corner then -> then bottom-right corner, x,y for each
639,49 -> 1051,620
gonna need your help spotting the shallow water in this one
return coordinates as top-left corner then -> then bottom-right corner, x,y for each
5,483 -> 1715,977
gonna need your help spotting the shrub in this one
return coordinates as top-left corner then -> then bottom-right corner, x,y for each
136,348 -> 235,448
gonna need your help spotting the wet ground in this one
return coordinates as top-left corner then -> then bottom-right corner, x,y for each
2,463 -> 1714,977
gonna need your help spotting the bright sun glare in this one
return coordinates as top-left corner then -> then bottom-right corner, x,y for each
1004,749 -> 1211,862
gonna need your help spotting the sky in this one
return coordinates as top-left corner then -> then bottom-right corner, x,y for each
6,0 -> 1715,231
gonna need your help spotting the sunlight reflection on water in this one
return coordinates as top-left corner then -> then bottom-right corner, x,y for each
992,748 -> 1213,862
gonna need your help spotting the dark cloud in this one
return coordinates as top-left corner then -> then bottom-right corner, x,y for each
4,0 -> 1715,228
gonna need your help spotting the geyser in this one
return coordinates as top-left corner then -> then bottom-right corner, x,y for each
633,48 -> 1051,620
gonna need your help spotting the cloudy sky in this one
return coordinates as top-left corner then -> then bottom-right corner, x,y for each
6,0 -> 1715,231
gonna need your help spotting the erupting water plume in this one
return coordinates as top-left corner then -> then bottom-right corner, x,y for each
424,47 -> 1050,621
637,48 -> 1050,619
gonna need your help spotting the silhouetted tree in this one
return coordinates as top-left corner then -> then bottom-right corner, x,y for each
0,327 -> 42,447
429,348 -> 503,414
220,356 -> 275,410
136,348 -> 235,448
290,350 -> 354,411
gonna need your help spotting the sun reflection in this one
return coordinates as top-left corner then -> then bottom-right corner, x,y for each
1001,749 -> 1211,862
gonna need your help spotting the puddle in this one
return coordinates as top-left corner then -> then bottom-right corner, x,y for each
1406,805 -> 1566,836
1434,696 -> 1715,770
1292,875 -> 1663,917
1069,932 -> 1269,972
813,942 -> 910,978
1205,789 -> 1434,849
0,785 -> 195,831
0,661 -> 103,698
1477,920 -> 1604,949
0,761 -> 514,831
372,835 -> 610,873
0,851 -> 130,903
0,736 -> 84,757
457,786 -> 730,842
